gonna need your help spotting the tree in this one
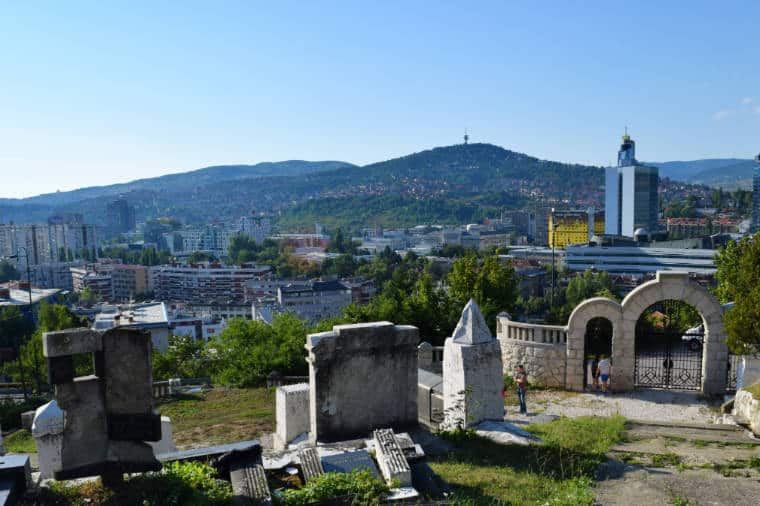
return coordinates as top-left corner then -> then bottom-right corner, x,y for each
2,303 -> 85,393
447,254 -> 518,332
152,333 -> 210,380
714,237 -> 748,304
720,235 -> 760,353
209,314 -> 309,387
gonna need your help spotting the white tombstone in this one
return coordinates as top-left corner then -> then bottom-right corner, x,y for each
31,400 -> 65,479
149,416 -> 177,456
443,300 -> 504,428
275,383 -> 310,449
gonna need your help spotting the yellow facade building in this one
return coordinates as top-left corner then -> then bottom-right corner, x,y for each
549,209 -> 605,248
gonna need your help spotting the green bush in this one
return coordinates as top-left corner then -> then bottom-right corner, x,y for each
0,396 -> 47,430
279,469 -> 390,506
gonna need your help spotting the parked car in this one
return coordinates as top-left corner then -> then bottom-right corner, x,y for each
681,324 -> 704,351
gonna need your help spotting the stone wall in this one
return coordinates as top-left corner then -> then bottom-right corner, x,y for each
306,322 -> 419,442
500,339 -> 567,388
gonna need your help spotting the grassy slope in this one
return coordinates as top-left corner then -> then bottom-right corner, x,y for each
157,387 -> 275,449
745,382 -> 760,400
430,416 -> 626,505
5,429 -> 37,453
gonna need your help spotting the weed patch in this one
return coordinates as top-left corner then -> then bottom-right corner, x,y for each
430,416 -> 626,505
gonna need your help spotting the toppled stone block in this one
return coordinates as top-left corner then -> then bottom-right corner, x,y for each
298,447 -> 323,482
373,429 -> 412,487
43,328 -> 102,358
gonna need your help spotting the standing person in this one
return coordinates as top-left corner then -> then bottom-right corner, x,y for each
597,355 -> 612,394
514,365 -> 528,415
591,354 -> 600,392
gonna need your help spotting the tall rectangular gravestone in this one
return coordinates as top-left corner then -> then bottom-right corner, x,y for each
443,300 -> 504,428
306,322 -> 419,442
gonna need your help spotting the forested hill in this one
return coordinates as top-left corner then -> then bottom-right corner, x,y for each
0,143 -> 605,229
277,143 -> 606,230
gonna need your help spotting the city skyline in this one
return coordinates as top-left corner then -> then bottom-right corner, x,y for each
2,1 -> 759,198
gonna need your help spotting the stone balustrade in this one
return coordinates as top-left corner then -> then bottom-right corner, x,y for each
497,317 -> 567,344
497,315 -> 568,388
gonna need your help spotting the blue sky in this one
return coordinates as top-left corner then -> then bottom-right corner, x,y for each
1,1 -> 758,198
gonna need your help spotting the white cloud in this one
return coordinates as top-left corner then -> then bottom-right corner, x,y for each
754,105 -> 760,116
741,97 -> 754,105
712,109 -> 735,120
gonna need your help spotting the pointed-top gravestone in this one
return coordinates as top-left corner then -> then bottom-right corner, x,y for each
452,299 -> 493,345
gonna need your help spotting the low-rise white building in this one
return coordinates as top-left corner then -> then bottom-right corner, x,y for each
91,302 -> 170,351
252,280 -> 352,324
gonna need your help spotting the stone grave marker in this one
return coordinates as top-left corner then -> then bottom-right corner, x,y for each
307,322 -> 419,442
443,300 -> 504,428
35,327 -> 161,483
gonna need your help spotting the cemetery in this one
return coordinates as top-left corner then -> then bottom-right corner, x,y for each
0,292 -> 758,505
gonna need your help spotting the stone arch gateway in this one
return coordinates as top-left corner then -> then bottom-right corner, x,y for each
498,271 -> 728,395
564,271 -> 728,395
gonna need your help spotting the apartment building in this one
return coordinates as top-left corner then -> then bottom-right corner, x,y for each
151,264 -> 272,305
111,264 -> 150,301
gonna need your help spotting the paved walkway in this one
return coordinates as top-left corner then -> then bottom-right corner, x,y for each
504,388 -> 717,425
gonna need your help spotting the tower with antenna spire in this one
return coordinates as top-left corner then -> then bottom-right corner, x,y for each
463,129 -> 469,145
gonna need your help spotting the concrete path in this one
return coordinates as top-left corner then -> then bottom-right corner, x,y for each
505,388 -> 716,425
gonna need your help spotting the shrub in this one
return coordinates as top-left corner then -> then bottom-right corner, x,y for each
0,396 -> 48,430
279,469 -> 390,506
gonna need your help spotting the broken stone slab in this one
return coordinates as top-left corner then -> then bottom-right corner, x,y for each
43,328 -> 102,358
373,429 -> 412,487
0,454 -> 30,505
230,457 -> 271,505
474,420 -> 542,446
159,439 -> 263,483
298,447 -> 324,482
321,449 -> 380,478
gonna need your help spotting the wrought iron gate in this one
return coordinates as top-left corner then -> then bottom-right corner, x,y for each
634,332 -> 704,390
726,354 -> 741,391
